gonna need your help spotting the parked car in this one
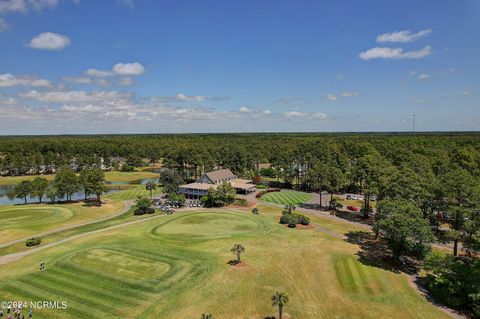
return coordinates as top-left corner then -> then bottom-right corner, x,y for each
347,205 -> 359,212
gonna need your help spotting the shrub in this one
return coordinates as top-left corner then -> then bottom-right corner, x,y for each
297,214 -> 310,225
134,207 -> 155,215
256,184 -> 267,189
26,237 -> 41,247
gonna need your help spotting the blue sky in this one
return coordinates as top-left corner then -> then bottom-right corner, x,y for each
0,0 -> 479,134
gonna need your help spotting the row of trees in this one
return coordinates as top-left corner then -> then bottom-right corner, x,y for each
8,167 -> 107,205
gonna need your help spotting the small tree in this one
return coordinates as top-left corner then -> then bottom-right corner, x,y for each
45,183 -> 57,204
202,182 -> 236,207
271,292 -> 289,319
31,177 -> 49,203
13,180 -> 33,204
230,243 -> 245,264
145,179 -> 157,199
329,196 -> 343,212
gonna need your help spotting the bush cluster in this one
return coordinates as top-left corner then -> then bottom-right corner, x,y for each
256,188 -> 280,198
134,207 -> 155,215
279,205 -> 310,228
26,237 -> 41,247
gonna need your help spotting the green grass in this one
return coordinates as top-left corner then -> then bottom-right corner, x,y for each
0,208 -> 449,319
0,201 -> 122,244
104,170 -> 158,183
105,185 -> 162,200
0,175 -> 54,186
261,190 -> 312,205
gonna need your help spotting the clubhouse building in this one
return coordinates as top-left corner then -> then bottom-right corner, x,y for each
178,169 -> 256,199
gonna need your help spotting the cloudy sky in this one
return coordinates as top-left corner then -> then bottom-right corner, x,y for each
0,0 -> 479,134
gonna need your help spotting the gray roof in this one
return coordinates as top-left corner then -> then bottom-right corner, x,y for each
204,169 -> 235,183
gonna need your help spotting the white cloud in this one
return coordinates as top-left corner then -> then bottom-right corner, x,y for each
18,90 -> 130,103
359,46 -> 431,61
313,112 -> 328,120
409,98 -> 425,103
117,76 -> 134,86
284,111 -> 306,117
335,73 -> 345,80
417,73 -> 429,80
175,93 -> 206,102
112,62 -> 144,76
27,32 -> 70,50
85,68 -> 113,77
239,106 -> 251,113
324,94 -> 337,101
377,29 -> 432,43
0,0 -> 27,14
0,73 -> 52,87
63,76 -> 93,84
340,91 -> 359,97
263,110 -> 271,114
0,0 -> 76,31
463,91 -> 472,96
324,91 -> 358,101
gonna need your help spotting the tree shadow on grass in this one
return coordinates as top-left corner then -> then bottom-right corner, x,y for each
344,231 -> 421,275
227,259 -> 240,266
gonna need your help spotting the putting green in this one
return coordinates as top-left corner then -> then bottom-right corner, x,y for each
261,190 -> 312,205
152,212 -> 264,239
70,249 -> 170,281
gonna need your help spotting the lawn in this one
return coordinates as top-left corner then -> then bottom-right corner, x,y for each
105,185 -> 162,201
0,174 -> 54,186
0,208 -> 449,319
261,190 -> 312,205
104,170 -> 158,183
0,200 -> 123,245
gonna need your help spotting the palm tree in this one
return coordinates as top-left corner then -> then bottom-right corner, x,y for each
145,179 -> 157,199
271,291 -> 288,319
201,314 -> 213,319
230,243 -> 245,264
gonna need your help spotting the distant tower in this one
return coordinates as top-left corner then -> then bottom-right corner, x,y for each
412,114 -> 416,132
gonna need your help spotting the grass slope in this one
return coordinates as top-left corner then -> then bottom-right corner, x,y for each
0,208 -> 449,319
261,190 -> 312,205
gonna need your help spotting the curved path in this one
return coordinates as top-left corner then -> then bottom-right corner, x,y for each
0,200 -> 133,249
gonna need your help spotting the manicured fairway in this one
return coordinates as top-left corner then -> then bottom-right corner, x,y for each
104,170 -> 159,183
105,185 -> 162,200
0,201 -> 122,244
0,209 -> 449,319
261,190 -> 312,205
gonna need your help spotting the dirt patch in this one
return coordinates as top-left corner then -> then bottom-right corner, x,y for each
228,261 -> 247,268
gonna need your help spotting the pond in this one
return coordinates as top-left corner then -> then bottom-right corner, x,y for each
0,184 -> 119,206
